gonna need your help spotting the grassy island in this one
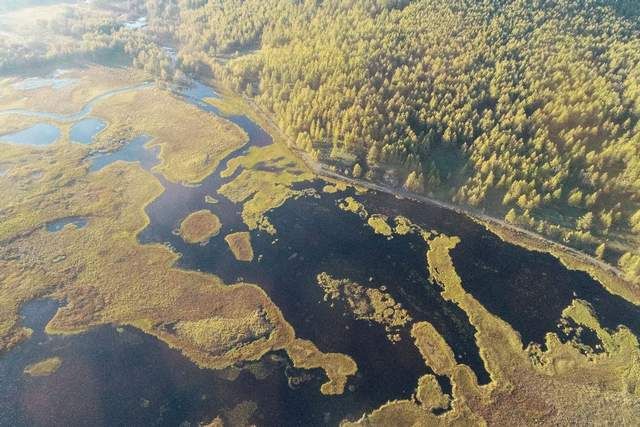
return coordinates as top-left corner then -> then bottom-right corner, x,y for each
24,356 -> 62,377
179,210 -> 222,244
225,232 -> 254,262
316,272 -> 411,342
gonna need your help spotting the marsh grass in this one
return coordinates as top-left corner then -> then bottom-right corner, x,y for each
0,73 -> 356,396
179,210 -> 221,244
348,234 -> 640,425
224,232 -> 254,262
23,356 -> 62,377
92,87 -> 248,184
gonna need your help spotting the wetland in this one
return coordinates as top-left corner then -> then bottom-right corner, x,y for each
1,65 -> 639,426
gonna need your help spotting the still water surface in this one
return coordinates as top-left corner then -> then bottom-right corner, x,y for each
0,123 -> 60,147
70,118 -> 106,145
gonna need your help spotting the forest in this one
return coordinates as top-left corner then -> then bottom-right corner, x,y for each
174,0 -> 640,282
1,0 -> 639,282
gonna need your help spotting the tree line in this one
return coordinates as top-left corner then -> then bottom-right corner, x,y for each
1,0 -> 638,282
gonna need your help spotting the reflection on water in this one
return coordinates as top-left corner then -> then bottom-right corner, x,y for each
451,234 -> 640,347
180,81 -> 218,101
123,16 -> 147,30
70,118 -> 106,145
89,135 -> 158,172
46,217 -> 88,232
13,76 -> 77,91
0,123 -> 60,147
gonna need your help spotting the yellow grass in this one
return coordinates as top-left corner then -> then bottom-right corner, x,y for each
225,232 -> 254,262
367,214 -> 393,237
337,196 -> 368,218
92,87 -> 248,184
316,272 -> 411,342
218,143 -> 313,234
0,65 -> 149,115
23,356 -> 62,377
350,234 -> 640,425
179,210 -> 221,244
0,88 -> 354,396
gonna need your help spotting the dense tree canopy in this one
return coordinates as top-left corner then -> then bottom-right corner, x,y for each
1,0 -> 638,281
174,0 -> 640,280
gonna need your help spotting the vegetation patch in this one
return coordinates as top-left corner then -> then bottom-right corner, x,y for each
173,309 -> 272,356
219,400 -> 258,427
337,196 -> 368,219
322,182 -> 348,194
225,232 -> 254,262
316,272 -> 411,342
92,87 -> 248,184
218,143 -> 313,234
415,374 -> 450,412
286,338 -> 357,395
351,234 -> 640,425
0,113 -> 354,397
178,209 -> 221,244
367,214 -> 393,237
23,356 -> 62,377
0,65 -> 149,115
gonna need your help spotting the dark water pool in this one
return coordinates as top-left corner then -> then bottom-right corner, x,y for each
46,217 -> 88,232
0,300 -> 348,427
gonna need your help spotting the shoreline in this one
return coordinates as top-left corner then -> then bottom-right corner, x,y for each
302,155 -> 639,305
205,76 -> 639,305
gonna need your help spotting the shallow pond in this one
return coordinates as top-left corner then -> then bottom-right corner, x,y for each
0,123 -> 60,147
46,217 -> 88,232
70,118 -> 106,144
89,135 -> 158,172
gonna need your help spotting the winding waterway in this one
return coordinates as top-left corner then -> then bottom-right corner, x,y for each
2,78 -> 640,426
0,82 -> 152,123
